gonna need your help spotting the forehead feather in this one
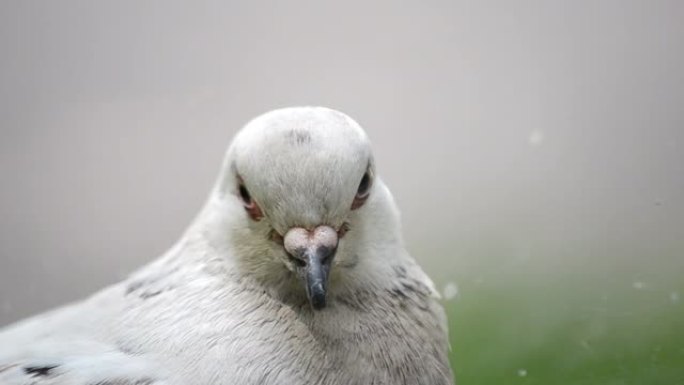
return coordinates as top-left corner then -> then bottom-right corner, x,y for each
231,107 -> 370,173
233,107 -> 368,155
227,107 -> 372,228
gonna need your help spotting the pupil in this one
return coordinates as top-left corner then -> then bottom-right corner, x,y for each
239,184 -> 252,204
358,173 -> 370,195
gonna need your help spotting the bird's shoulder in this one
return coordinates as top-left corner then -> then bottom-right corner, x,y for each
0,284 -> 173,385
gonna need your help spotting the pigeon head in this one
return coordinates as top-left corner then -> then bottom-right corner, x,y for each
210,107 -> 388,310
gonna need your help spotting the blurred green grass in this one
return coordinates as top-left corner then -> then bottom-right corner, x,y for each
444,273 -> 684,385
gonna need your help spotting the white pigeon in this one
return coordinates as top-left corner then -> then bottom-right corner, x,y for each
0,107 -> 454,385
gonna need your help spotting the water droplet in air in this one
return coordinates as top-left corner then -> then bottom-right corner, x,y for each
528,131 -> 544,146
517,369 -> 528,377
671,292 -> 680,303
443,282 -> 459,300
632,281 -> 645,290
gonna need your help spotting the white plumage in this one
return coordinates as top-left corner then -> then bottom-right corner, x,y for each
0,107 -> 454,385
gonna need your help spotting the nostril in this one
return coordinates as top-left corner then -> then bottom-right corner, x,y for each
320,254 -> 332,266
287,253 -> 306,267
318,246 -> 335,266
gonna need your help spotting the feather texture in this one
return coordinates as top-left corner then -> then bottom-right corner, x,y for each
0,107 -> 454,385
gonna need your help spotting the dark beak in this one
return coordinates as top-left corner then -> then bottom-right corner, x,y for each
302,246 -> 335,310
283,226 -> 339,310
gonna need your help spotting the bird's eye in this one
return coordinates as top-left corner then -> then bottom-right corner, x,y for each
351,170 -> 373,210
357,172 -> 371,197
239,184 -> 252,205
237,181 -> 263,221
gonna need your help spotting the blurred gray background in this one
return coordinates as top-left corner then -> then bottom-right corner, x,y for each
1,2 -> 683,381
